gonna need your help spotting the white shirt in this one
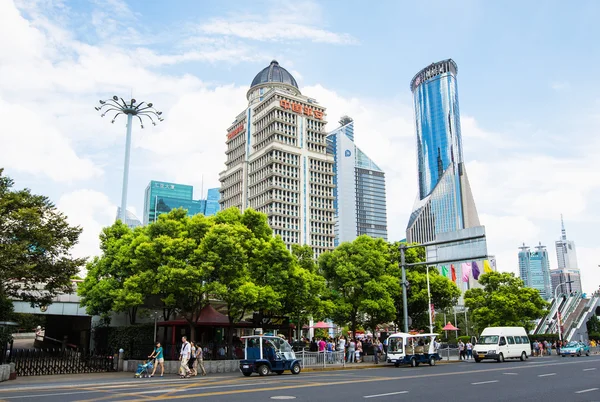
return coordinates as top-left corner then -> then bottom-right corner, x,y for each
338,339 -> 346,351
180,342 -> 190,359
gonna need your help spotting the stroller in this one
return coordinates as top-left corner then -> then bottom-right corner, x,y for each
134,359 -> 154,378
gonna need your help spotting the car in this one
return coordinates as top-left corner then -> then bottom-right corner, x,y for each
239,335 -> 302,376
560,341 -> 590,357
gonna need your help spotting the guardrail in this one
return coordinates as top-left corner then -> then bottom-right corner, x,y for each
298,350 -> 345,368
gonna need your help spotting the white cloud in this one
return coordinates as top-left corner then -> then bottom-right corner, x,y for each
198,0 -> 357,45
57,189 -> 116,259
551,81 -> 571,91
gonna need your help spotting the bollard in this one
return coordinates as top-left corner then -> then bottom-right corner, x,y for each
118,348 -> 124,372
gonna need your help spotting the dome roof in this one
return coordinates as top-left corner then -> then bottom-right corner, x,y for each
250,60 -> 298,89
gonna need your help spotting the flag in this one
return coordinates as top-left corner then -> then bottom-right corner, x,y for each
483,260 -> 493,273
461,262 -> 472,282
441,265 -> 449,277
472,261 -> 481,280
451,264 -> 457,283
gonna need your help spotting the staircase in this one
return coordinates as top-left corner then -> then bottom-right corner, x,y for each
561,297 -> 587,339
566,296 -> 600,342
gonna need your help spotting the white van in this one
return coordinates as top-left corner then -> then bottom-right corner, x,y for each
473,327 -> 531,363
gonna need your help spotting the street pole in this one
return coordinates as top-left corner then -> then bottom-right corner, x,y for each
554,280 -> 573,342
426,266 -> 433,333
153,311 -> 158,343
464,308 -> 468,336
400,245 -> 409,333
120,114 -> 133,222
95,96 -> 163,224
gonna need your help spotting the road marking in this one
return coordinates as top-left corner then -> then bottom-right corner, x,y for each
502,372 -> 518,375
575,388 -> 599,394
538,373 -> 556,377
364,391 -> 409,398
271,397 -> 297,400
583,368 -> 597,371
471,380 -> 498,385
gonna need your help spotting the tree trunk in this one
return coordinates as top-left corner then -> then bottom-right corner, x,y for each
227,318 -> 234,359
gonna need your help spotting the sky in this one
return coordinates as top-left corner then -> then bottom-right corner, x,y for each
1,0 -> 600,293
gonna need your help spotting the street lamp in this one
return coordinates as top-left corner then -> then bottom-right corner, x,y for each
95,96 -> 163,223
554,280 -> 574,342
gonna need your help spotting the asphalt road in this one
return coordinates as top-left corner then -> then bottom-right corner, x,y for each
2,356 -> 600,402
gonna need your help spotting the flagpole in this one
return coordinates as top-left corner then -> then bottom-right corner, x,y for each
427,266 -> 433,333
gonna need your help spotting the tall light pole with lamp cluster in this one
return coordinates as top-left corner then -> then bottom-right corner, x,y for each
95,96 -> 163,223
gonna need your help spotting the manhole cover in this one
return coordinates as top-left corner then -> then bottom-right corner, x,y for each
270,397 -> 296,400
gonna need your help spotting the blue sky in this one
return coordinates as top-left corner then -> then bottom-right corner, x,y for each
2,0 -> 599,292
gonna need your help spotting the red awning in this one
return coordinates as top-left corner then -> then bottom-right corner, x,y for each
311,321 -> 335,329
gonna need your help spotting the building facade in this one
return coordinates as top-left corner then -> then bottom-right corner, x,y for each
116,207 -> 142,229
143,180 -> 220,224
219,60 -> 335,256
326,117 -> 387,246
552,215 -> 582,294
406,59 -> 480,243
519,242 -> 552,300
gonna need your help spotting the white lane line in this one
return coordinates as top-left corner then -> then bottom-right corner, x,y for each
471,380 -> 499,385
364,391 -> 409,398
2,391 -> 93,400
503,373 -> 518,375
538,373 -> 556,377
575,388 -> 599,394
583,368 -> 597,371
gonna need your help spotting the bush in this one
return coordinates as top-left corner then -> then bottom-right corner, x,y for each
107,325 -> 154,359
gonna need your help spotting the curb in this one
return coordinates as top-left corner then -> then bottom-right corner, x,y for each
302,360 -> 463,372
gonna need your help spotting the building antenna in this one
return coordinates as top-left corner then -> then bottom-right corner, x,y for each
561,214 -> 567,240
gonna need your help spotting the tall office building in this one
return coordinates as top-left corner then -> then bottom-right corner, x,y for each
406,59 -> 480,243
326,116 -> 387,246
219,60 -> 335,256
143,180 -> 220,224
551,215 -> 582,294
519,242 -> 552,300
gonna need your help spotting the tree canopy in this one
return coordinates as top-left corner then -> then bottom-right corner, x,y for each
464,271 -> 548,333
0,169 -> 84,306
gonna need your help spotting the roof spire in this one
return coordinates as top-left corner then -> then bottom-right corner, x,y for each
561,214 -> 567,240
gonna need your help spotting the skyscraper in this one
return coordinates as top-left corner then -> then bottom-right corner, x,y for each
406,59 -> 480,243
551,215 -> 582,294
326,116 -> 387,246
116,207 -> 142,229
219,61 -> 335,256
519,242 -> 552,300
143,180 -> 220,224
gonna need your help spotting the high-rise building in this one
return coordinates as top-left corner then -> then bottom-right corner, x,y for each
219,60 -> 335,256
204,188 -> 221,217
116,207 -> 142,229
406,59 -> 480,243
519,242 -> 552,300
551,215 -> 582,294
143,180 -> 220,224
326,116 -> 387,246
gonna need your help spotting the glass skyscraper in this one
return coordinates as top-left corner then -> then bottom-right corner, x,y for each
551,215 -> 582,294
143,180 -> 220,224
519,243 -> 552,300
326,117 -> 387,246
406,59 -> 480,243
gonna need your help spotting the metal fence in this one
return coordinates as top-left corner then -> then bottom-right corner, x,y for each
298,350 -> 346,368
7,348 -> 118,376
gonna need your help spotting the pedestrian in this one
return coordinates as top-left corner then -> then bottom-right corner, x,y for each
148,341 -> 164,377
458,340 -> 465,360
374,339 -> 381,364
348,338 -> 356,363
318,338 -> 326,353
466,341 -> 473,360
195,342 -> 207,376
309,337 -> 318,352
179,336 -> 192,378
188,341 -> 197,376
356,339 -> 363,363
556,340 -> 561,355
533,340 -> 539,357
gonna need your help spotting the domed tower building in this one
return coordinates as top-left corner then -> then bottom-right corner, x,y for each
219,61 -> 335,256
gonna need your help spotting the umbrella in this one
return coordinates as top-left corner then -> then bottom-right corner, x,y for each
442,322 -> 459,331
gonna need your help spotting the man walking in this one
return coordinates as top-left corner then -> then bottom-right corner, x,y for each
458,340 -> 465,360
179,336 -> 192,378
466,341 -> 473,360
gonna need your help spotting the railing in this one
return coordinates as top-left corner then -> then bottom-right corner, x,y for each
534,297 -> 556,334
8,348 -> 117,376
298,350 -> 345,368
562,297 -> 587,340
567,296 -> 600,342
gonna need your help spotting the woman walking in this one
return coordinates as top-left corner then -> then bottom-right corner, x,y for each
195,342 -> 207,376
148,341 -> 164,377
188,341 -> 197,376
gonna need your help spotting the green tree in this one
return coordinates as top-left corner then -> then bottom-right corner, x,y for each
464,271 -> 548,333
388,242 -> 461,331
319,235 -> 397,336
284,245 -> 333,340
0,169 -> 84,306
78,221 -> 141,324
